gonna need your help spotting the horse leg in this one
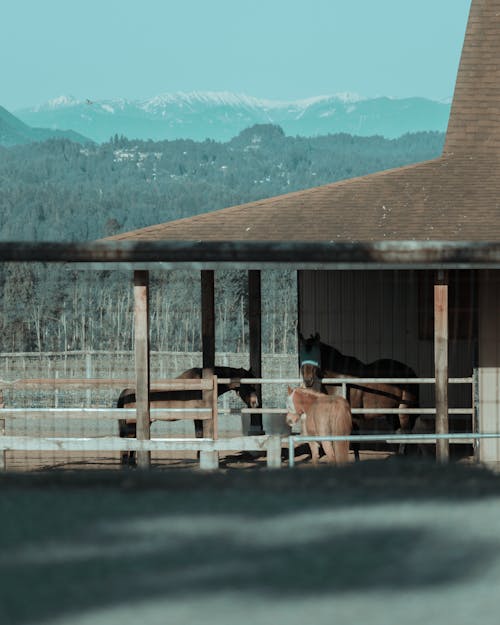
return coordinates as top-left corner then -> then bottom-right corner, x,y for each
351,420 -> 360,462
396,401 -> 415,456
301,417 -> 320,464
319,439 -> 336,463
316,417 -> 337,464
194,419 -> 204,438
118,419 -> 137,467
308,441 -> 321,464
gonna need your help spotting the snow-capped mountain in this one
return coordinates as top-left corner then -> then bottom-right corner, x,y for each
15,92 -> 450,143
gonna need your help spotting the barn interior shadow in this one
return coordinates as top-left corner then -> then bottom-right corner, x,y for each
1,460 -> 500,624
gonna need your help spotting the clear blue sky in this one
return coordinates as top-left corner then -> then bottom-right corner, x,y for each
2,0 -> 472,111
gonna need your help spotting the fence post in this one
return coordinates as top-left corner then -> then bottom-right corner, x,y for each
435,276 -> 449,463
266,435 -> 282,468
248,270 -> 264,434
473,367 -> 480,462
134,271 -> 151,469
199,368 -> 218,469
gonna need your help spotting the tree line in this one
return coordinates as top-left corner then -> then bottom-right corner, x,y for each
0,125 -> 444,353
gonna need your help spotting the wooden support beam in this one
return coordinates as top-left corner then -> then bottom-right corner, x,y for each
201,270 -> 215,369
435,274 -> 449,463
199,271 -> 216,439
248,270 -> 264,434
134,270 -> 151,468
201,367 -> 215,439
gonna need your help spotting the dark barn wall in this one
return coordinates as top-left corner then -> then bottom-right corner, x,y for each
298,269 -> 477,419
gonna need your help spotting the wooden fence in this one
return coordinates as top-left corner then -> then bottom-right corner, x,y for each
0,374 -> 478,471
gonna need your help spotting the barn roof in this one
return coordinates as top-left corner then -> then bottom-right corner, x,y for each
109,0 -> 500,244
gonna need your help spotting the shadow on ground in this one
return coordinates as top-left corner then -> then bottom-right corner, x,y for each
1,459 -> 500,624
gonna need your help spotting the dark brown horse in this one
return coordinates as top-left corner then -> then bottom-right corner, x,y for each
299,333 -> 419,443
117,366 -> 259,465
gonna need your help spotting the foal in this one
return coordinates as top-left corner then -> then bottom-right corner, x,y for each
286,386 -> 352,465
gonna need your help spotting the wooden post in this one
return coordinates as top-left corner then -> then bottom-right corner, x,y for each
199,368 -> 218,469
266,435 -> 282,468
201,367 -> 215,439
248,270 -> 264,434
198,270 -> 216,439
435,273 -> 449,463
201,270 -> 215,369
134,270 -> 151,469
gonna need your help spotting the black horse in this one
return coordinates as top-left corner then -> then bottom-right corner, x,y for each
117,366 -> 259,465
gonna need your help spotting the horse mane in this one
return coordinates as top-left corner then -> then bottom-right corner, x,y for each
295,386 -> 325,399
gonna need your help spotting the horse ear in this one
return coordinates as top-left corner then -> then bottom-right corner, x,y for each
314,332 -> 320,341
287,386 -> 292,395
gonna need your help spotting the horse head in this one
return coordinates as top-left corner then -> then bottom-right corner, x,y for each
299,332 -> 322,388
233,367 -> 259,409
285,386 -> 304,426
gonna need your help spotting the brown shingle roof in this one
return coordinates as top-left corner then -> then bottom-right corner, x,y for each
110,0 -> 500,243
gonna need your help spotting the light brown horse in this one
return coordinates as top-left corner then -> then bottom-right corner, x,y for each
286,386 -> 352,465
117,366 -> 259,465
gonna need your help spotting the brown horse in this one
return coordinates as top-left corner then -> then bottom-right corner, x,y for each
286,386 -> 352,465
118,366 -> 259,465
299,333 -> 419,445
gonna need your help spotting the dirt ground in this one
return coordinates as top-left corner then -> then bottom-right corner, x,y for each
1,453 -> 500,625
3,445 -> 393,472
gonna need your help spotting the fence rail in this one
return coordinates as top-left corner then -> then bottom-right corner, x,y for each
0,374 -> 479,470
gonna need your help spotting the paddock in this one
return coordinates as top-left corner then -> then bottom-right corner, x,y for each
0,244 -> 497,472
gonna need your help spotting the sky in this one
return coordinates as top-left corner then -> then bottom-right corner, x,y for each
1,0 -> 472,112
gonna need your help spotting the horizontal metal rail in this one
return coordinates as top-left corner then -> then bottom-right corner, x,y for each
0,406 -> 474,418
238,407 -> 474,415
230,377 -> 473,385
287,432 -> 500,468
0,376 -> 473,388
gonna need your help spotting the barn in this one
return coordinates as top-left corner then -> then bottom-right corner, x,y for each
1,0 -> 499,471
103,0 -> 500,466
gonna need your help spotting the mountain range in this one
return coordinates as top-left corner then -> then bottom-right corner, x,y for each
12,92 -> 451,144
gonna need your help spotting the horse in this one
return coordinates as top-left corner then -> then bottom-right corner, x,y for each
117,366 -> 259,465
286,386 -> 352,465
298,333 -> 419,452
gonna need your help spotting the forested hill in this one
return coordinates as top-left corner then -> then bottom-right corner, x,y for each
0,124 -> 445,241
